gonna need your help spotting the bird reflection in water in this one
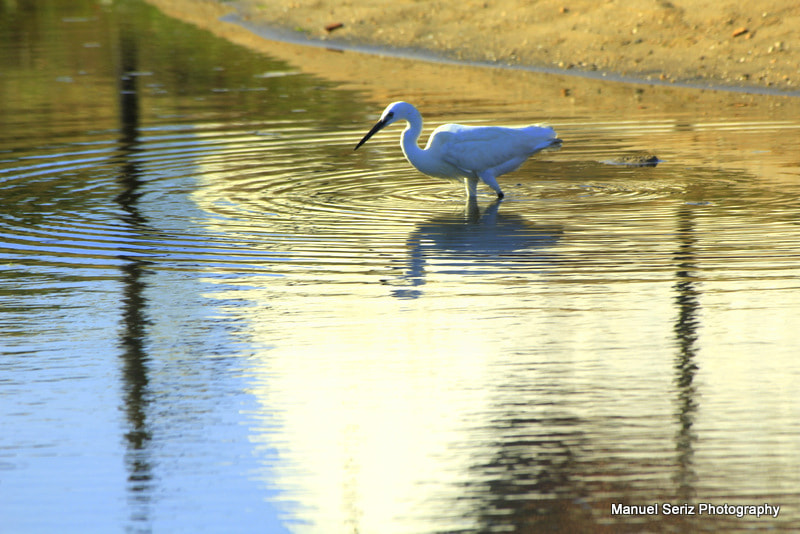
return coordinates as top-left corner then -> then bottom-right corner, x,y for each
387,198 -> 562,299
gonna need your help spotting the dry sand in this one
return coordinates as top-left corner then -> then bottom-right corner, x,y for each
228,0 -> 799,93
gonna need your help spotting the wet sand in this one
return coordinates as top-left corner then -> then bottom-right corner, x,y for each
225,0 -> 799,93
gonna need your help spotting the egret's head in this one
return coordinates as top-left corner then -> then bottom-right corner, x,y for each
354,101 -> 416,151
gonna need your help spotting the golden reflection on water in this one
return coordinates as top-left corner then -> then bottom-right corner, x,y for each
189,93 -> 800,530
4,2 -> 799,532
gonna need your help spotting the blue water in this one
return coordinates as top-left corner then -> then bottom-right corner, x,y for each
2,1 -> 800,532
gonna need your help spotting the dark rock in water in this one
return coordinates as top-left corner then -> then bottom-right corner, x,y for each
603,154 -> 661,167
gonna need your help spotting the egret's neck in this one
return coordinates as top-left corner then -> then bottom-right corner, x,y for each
399,109 -> 427,170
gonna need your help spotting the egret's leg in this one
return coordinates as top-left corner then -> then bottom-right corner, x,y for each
478,171 -> 504,199
464,177 -> 479,198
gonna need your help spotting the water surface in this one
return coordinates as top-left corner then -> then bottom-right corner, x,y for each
2,1 -> 799,532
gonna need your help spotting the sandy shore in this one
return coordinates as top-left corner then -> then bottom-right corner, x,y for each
225,0 -> 799,93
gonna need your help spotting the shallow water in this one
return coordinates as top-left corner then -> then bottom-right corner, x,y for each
2,1 -> 800,532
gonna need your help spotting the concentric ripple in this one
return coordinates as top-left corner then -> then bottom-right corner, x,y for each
0,118 -> 498,278
3,112 -> 800,285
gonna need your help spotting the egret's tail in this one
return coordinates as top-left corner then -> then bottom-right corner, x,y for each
541,130 -> 562,151
524,125 -> 562,152
532,133 -> 562,153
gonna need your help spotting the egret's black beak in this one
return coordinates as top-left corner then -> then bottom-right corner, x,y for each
354,112 -> 393,151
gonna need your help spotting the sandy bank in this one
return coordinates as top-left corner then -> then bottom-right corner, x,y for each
226,0 -> 798,93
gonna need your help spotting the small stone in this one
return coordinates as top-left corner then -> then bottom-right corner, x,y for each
324,22 -> 343,33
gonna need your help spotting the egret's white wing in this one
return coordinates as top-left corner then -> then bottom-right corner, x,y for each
428,124 -> 558,175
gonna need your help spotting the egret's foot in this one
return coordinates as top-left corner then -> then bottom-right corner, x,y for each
497,191 -> 505,200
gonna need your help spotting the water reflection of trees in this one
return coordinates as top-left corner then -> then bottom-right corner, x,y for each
672,204 -> 700,505
115,16 -> 155,531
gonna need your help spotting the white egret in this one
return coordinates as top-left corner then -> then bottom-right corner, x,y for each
354,101 -> 561,199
